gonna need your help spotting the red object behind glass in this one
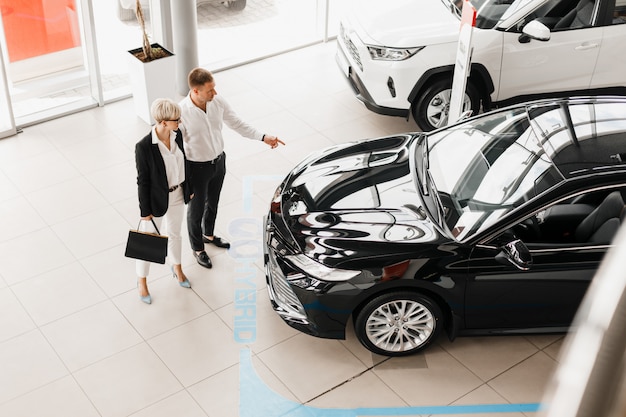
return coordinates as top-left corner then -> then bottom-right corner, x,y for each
0,0 -> 80,62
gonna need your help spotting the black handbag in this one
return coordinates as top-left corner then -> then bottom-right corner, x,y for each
124,219 -> 168,264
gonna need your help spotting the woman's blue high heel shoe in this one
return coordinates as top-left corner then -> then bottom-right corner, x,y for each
171,267 -> 191,288
137,281 -> 152,304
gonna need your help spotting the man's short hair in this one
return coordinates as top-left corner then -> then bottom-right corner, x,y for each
188,67 -> 214,88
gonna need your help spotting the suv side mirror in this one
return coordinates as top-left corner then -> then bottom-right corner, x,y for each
495,239 -> 533,270
519,20 -> 551,43
458,109 -> 474,121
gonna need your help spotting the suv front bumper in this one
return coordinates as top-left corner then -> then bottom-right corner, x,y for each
336,43 -> 409,119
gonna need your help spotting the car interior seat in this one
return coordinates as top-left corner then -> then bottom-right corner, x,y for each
575,190 -> 626,244
612,0 -> 626,23
554,0 -> 595,29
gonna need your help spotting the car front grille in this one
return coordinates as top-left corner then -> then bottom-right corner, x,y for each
264,221 -> 308,324
340,23 -> 362,72
270,265 -> 304,314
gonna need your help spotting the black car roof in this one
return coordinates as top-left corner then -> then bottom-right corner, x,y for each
525,97 -> 626,179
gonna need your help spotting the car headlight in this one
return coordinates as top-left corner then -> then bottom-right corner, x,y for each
286,254 -> 360,282
286,273 -> 326,290
270,184 -> 282,214
367,46 -> 424,61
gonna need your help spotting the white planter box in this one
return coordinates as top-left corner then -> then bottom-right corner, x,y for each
126,43 -> 176,125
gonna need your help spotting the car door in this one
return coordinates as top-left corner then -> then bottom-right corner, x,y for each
462,180 -> 626,331
589,2 -> 626,89
464,241 -> 602,330
496,4 -> 603,100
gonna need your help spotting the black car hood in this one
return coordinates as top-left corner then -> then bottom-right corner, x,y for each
278,135 -> 450,268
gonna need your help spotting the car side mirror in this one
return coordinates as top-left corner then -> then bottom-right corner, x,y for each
495,239 -> 532,270
519,20 -> 551,44
458,109 -> 474,121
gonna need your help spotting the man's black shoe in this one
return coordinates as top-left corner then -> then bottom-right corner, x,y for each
203,236 -> 231,249
194,251 -> 212,268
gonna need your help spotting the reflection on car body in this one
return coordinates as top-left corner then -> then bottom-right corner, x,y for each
264,96 -> 626,356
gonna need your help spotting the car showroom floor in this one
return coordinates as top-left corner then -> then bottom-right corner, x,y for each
0,41 -> 564,417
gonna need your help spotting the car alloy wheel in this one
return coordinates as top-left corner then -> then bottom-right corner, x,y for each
355,292 -> 442,356
413,79 -> 479,131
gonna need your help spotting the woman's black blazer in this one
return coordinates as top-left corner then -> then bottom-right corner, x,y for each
135,129 -> 192,218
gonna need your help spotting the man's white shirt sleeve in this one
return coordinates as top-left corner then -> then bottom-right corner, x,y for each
178,94 -> 263,163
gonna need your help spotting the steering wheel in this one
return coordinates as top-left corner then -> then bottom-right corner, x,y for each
516,215 -> 541,242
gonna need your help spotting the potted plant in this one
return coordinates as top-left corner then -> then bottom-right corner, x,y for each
125,0 -> 176,124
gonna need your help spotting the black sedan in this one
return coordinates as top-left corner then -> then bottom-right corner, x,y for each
263,96 -> 626,356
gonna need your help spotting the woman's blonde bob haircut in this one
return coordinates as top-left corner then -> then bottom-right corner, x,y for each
150,98 -> 181,123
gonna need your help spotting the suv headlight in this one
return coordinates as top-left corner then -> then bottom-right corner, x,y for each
286,254 -> 360,282
367,46 -> 424,61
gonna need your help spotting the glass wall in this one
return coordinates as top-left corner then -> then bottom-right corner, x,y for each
94,0 -> 344,101
0,0 -> 345,133
91,0 -> 150,102
195,0 -> 327,69
0,0 -> 100,128
0,40 -> 16,138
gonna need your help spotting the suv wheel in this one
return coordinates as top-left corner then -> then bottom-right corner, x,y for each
413,79 -> 480,131
226,0 -> 247,11
354,292 -> 443,356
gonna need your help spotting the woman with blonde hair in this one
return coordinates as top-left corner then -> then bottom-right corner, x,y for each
134,98 -> 193,304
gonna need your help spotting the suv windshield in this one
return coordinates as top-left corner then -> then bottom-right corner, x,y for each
425,106 -> 563,241
447,0 -> 526,29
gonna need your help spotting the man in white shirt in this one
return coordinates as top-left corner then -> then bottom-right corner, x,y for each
179,67 -> 285,268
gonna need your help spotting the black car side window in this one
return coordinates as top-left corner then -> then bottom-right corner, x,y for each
506,187 -> 626,246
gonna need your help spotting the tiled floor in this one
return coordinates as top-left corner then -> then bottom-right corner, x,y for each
0,42 -> 563,417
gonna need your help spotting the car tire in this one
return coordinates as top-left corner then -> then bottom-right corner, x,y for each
354,291 -> 443,356
413,79 -> 480,132
227,0 -> 247,11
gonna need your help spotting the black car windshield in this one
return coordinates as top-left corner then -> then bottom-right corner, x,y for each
426,105 -> 562,241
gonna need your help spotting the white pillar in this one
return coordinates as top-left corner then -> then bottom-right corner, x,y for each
171,0 -> 199,96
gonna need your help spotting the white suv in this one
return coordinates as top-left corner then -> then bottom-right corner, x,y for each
336,0 -> 626,131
